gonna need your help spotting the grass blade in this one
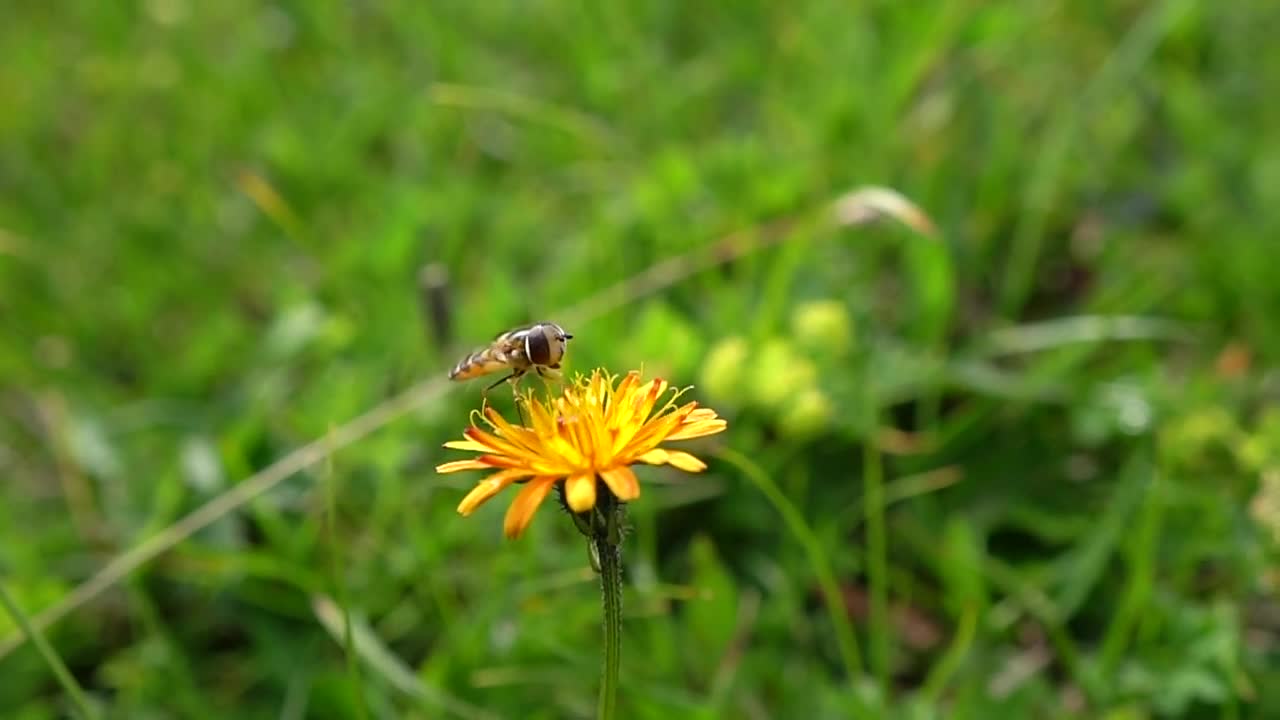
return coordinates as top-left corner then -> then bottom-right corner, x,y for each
312,595 -> 497,720
0,581 -> 98,720
714,447 -> 865,683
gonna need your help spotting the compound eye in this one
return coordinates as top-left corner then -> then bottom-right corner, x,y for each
525,330 -> 552,366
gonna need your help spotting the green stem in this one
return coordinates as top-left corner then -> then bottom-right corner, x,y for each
594,530 -> 622,720
323,432 -> 368,720
865,436 -> 890,701
563,481 -> 624,720
0,581 -> 98,720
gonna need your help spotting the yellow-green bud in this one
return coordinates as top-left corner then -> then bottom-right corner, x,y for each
700,336 -> 749,404
1159,407 -> 1241,468
780,387 -> 832,438
750,337 -> 816,410
791,300 -> 853,356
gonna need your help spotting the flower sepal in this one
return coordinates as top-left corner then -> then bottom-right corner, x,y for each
559,479 -> 626,574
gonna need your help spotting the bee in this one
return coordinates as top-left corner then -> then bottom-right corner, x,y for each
448,322 -> 574,414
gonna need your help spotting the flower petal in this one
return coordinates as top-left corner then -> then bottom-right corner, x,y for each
443,438 -> 490,452
464,426 -> 532,459
550,410 -> 588,467
503,477 -> 558,539
487,402 -> 579,469
456,469 -> 533,515
611,394 -> 688,459
619,401 -> 699,457
634,448 -> 708,472
564,473 -> 597,512
479,408 -> 544,454
599,466 -> 640,501
470,425 -> 576,475
635,448 -> 669,465
605,371 -> 640,422
683,408 -> 719,423
663,450 -> 708,472
473,454 -> 528,470
523,396 -> 552,434
436,458 -> 497,473
495,422 -> 547,455
665,418 -> 728,441
635,378 -> 670,422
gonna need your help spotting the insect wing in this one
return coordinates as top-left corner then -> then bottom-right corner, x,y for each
492,323 -> 536,341
492,327 -> 533,363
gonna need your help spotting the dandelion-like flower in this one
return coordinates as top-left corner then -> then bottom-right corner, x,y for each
436,369 -> 727,538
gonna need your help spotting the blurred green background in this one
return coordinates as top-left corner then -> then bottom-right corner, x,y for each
4,0 -> 1280,718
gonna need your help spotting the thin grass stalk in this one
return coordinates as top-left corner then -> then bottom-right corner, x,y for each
0,581 -> 97,720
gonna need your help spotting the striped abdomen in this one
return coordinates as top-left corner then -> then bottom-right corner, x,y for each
448,344 -> 527,381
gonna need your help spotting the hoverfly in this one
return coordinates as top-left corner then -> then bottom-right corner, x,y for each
448,322 -> 574,418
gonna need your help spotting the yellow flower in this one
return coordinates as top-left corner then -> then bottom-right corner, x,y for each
437,369 -> 728,539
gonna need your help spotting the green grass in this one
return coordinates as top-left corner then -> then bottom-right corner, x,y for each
4,0 -> 1280,717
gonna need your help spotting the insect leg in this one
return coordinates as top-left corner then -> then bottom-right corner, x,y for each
481,370 -> 529,425
534,366 -> 554,387
482,372 -> 517,414
535,366 -> 566,396
510,373 -> 529,426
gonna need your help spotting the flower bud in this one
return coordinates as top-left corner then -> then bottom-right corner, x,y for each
791,300 -> 853,356
749,338 -> 816,410
780,387 -> 832,438
700,336 -> 749,404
